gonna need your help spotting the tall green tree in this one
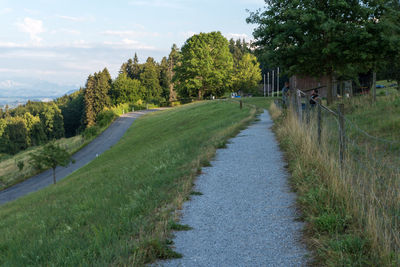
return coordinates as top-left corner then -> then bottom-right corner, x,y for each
140,57 -> 162,101
247,0 -> 384,104
232,53 -> 262,94
174,32 -> 234,99
84,68 -> 112,127
167,44 -> 180,101
159,56 -> 170,101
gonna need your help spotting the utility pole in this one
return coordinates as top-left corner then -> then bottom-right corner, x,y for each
263,74 -> 266,97
272,70 -> 275,97
277,67 -> 280,97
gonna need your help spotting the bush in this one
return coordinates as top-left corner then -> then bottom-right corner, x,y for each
83,126 -> 99,140
96,110 -> 117,128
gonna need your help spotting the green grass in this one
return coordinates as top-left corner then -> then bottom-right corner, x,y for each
0,100 -> 256,266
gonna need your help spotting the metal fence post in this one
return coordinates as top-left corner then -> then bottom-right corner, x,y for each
306,95 -> 310,124
240,100 -> 243,110
317,99 -> 322,145
338,103 -> 345,168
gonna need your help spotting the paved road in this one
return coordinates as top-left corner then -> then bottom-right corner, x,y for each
160,111 -> 309,267
0,109 -> 160,205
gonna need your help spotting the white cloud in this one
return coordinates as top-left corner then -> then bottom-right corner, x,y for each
181,31 -> 198,39
103,30 -> 160,38
0,80 -> 27,88
0,41 -> 29,48
50,28 -> 81,35
225,33 -> 251,40
0,8 -> 12,14
56,15 -> 95,22
0,50 -> 67,59
129,0 -> 186,9
103,39 -> 156,50
16,17 -> 45,43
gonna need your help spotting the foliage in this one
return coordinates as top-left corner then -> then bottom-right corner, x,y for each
247,0 -> 400,104
140,57 -> 162,102
174,31 -> 234,99
56,89 -> 85,137
29,142 -> 72,184
0,117 -> 30,154
84,68 -> 112,127
110,73 -> 144,105
16,160 -> 24,171
232,53 -> 262,94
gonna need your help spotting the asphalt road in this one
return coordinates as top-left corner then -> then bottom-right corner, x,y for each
160,111 -> 309,266
0,109 -> 160,205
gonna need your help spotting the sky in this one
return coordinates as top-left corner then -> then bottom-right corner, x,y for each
0,0 -> 265,94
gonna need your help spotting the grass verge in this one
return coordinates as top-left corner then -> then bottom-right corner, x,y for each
268,97 -> 400,266
0,100 -> 257,266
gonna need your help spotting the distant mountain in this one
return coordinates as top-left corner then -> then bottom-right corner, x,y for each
0,78 -> 80,107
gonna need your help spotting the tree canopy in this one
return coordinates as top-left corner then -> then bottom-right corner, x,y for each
174,31 -> 234,99
247,0 -> 400,103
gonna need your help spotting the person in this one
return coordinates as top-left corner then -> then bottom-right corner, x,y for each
310,89 -> 319,107
282,81 -> 290,108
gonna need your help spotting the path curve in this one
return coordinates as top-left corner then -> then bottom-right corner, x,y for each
0,109 -> 161,205
160,111 -> 309,266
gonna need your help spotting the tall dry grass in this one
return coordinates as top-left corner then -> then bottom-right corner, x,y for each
273,102 -> 400,265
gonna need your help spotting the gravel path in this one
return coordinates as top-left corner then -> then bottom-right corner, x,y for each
0,109 -> 161,205
160,111 -> 308,267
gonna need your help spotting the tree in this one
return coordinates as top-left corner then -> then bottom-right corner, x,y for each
159,56 -> 171,101
167,44 -> 180,101
56,89 -> 85,137
120,53 -> 142,80
247,0 -> 384,104
174,32 -> 234,99
110,73 -> 144,104
29,143 -> 72,184
232,53 -> 262,94
84,74 -> 97,127
84,68 -> 112,127
140,57 -> 162,101
0,117 -> 30,154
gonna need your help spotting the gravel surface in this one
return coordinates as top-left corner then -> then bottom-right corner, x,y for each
0,109 -> 161,205
159,111 -> 309,267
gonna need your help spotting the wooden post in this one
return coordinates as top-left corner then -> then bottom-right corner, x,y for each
338,103 -> 345,168
272,70 -> 275,97
317,99 -> 322,145
297,90 -> 302,122
267,72 -> 270,97
306,95 -> 310,124
240,100 -> 243,110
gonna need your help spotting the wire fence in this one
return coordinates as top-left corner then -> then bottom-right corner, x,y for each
275,91 -> 400,255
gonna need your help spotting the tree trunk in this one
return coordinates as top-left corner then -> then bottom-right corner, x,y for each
371,71 -> 376,102
397,80 -> 400,91
327,73 -> 333,105
198,89 -> 203,100
52,168 -> 56,184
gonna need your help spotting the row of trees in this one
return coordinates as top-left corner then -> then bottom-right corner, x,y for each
0,102 -> 64,154
247,0 -> 400,104
0,33 -> 263,155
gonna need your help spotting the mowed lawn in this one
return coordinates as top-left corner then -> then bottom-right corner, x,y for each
0,100 -> 256,266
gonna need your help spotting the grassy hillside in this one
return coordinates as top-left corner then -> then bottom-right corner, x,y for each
0,100 -> 257,266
